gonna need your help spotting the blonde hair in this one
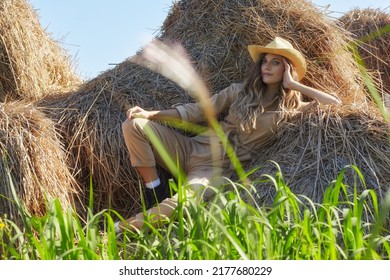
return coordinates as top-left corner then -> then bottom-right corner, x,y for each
230,53 -> 303,132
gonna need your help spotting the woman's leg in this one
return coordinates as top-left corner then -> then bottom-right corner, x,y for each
118,118 -> 191,233
135,166 -> 159,185
119,194 -> 180,232
122,119 -> 160,183
122,118 -> 189,177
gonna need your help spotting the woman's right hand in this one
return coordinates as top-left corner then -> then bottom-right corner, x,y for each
126,106 -> 153,120
127,107 -> 181,121
282,59 -> 299,90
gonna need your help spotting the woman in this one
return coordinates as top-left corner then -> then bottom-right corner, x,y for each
116,37 -> 341,233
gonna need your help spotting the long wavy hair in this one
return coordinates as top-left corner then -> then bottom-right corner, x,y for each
230,53 -> 303,132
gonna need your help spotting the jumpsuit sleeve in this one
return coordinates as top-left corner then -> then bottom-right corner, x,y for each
175,83 -> 242,123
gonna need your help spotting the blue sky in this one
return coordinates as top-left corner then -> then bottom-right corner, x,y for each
29,0 -> 388,80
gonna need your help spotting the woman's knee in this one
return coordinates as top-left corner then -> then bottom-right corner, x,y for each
122,118 -> 148,135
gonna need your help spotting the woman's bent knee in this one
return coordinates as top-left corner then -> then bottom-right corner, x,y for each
122,118 -> 148,134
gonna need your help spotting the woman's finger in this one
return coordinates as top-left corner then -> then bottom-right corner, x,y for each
283,58 -> 291,71
127,106 -> 147,119
127,107 -> 139,119
127,108 -> 134,119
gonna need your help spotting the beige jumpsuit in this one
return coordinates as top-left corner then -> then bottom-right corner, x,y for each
121,83 -> 281,230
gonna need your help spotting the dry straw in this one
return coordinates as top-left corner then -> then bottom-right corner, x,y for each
0,101 -> 79,226
247,105 -> 390,205
338,8 -> 390,99
0,0 -> 81,102
36,0 -> 388,218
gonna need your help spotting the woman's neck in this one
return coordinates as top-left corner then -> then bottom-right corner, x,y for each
263,84 -> 280,103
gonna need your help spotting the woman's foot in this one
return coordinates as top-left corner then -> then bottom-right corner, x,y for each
114,196 -> 177,235
114,216 -> 144,234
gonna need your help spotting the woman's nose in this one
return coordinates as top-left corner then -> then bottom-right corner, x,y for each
263,62 -> 271,70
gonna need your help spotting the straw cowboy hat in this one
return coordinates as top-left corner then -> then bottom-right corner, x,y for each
248,37 -> 307,81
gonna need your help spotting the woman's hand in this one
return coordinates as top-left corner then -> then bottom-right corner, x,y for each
126,106 -> 181,121
282,59 -> 299,90
126,106 -> 153,120
281,59 -> 341,105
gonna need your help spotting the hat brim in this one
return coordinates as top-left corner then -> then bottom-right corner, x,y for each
248,45 -> 306,81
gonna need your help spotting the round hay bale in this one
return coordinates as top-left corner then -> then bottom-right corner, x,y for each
0,101 -> 79,226
338,8 -> 390,100
36,86 -> 150,219
246,105 -> 390,209
159,0 -> 371,106
0,0 -> 81,102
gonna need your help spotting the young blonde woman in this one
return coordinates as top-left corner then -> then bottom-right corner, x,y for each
116,37 -> 341,233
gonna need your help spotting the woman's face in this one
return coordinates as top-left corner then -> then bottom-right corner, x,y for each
260,54 -> 285,86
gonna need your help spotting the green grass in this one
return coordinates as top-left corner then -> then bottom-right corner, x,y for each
1,162 -> 389,260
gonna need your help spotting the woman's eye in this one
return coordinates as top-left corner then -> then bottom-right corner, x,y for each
272,60 -> 280,65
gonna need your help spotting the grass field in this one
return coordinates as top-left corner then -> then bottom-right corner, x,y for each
1,161 -> 389,260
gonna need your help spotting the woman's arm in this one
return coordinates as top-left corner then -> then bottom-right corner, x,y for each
175,83 -> 242,123
291,83 -> 341,105
283,59 -> 342,105
126,106 -> 181,121
127,84 -> 241,123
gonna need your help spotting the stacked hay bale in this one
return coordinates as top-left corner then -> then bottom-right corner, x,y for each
247,106 -> 390,207
0,101 -> 79,226
0,0 -> 81,102
338,8 -> 390,105
37,0 -> 388,219
0,0 -> 82,224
